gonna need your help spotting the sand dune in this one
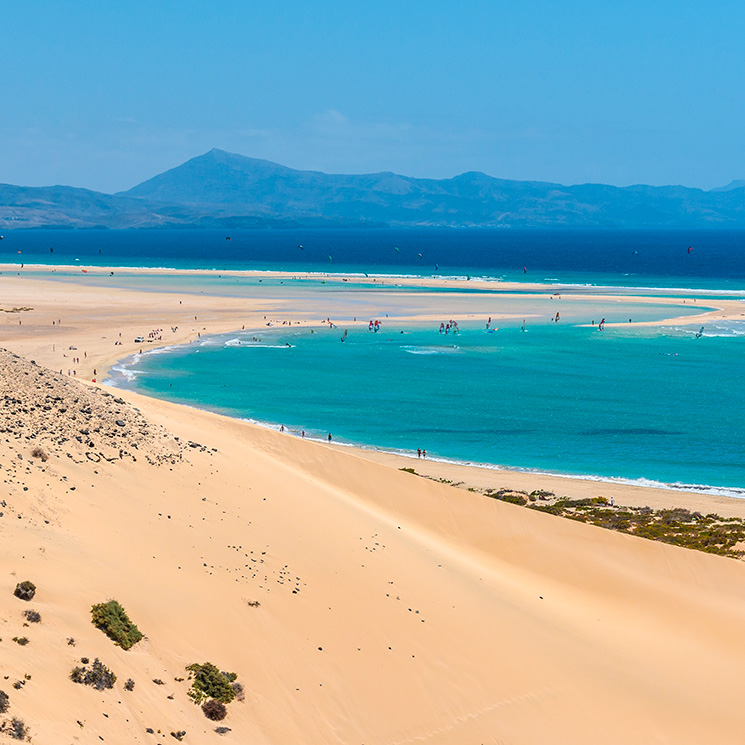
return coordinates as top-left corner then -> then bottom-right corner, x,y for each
2,273 -> 745,743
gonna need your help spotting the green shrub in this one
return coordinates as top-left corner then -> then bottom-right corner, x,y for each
23,610 -> 41,624
0,690 -> 9,714
186,663 -> 237,704
13,581 -> 35,601
91,600 -> 143,650
497,493 -> 527,506
12,637 -> 29,646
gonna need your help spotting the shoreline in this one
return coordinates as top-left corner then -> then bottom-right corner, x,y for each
2,269 -> 744,514
107,351 -> 745,503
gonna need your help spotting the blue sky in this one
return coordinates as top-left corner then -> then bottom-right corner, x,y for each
2,0 -> 743,192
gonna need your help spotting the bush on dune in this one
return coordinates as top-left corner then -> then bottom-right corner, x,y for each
13,581 -> 36,601
91,600 -> 143,650
70,658 -> 116,690
2,717 -> 28,740
186,662 -> 237,704
202,699 -> 227,721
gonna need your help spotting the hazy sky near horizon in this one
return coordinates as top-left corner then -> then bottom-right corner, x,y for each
2,1 -> 744,192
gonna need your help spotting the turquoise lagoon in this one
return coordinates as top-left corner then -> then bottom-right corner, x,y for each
112,305 -> 745,497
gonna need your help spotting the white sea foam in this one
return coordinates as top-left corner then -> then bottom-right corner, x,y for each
223,340 -> 295,349
390,452 -> 745,499
673,321 -> 745,337
402,346 -> 443,355
402,345 -> 460,355
108,365 -> 144,382
559,283 -> 745,296
139,344 -> 184,356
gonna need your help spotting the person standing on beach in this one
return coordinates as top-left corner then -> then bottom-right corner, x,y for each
417,448 -> 422,458
328,433 -> 332,442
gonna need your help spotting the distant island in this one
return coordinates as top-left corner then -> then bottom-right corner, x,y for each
1,148 -> 744,229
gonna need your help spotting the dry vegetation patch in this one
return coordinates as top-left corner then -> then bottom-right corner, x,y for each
69,658 -> 117,690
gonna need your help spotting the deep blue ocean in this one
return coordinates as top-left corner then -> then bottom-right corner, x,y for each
4,228 -> 744,495
3,227 -> 745,290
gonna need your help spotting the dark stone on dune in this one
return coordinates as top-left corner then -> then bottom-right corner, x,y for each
115,420 -> 125,427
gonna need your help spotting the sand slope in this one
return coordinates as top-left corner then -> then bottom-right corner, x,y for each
3,350 -> 745,744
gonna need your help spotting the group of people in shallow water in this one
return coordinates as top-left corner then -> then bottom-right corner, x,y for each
278,424 -> 333,443
439,320 -> 459,334
368,319 -> 382,332
416,448 -> 427,458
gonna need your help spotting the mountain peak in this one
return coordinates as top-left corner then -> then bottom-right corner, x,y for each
710,179 -> 745,192
105,150 -> 745,227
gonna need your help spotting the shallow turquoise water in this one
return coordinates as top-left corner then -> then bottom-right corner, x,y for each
115,317 -> 745,495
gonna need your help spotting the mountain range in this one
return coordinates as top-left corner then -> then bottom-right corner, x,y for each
1,148 -> 744,229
